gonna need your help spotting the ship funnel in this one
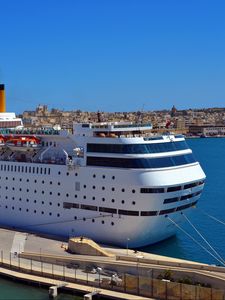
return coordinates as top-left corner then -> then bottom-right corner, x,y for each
0,84 -> 6,112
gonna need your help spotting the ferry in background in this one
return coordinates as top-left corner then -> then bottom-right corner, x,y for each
0,84 -> 23,130
0,85 -> 206,247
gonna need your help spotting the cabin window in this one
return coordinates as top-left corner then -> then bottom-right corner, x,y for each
141,211 -> 158,216
81,204 -> 98,211
99,207 -> 117,214
167,186 -> 182,192
164,197 -> 180,204
87,154 -> 196,169
87,141 -> 189,154
118,210 -> 139,216
141,188 -> 164,193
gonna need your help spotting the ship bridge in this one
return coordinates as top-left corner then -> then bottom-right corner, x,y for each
73,122 -> 153,138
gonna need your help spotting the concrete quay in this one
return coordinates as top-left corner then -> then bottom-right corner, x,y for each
0,266 -> 151,300
0,227 -> 225,300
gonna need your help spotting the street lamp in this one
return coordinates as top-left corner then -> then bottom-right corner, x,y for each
126,238 -> 130,256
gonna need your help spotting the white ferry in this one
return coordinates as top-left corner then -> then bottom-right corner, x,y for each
0,84 -> 23,130
0,84 -> 206,247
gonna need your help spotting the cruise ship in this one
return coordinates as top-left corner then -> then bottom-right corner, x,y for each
0,85 -> 206,247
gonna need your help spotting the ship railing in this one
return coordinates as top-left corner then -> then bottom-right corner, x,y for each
113,122 -> 152,128
0,157 -> 67,165
0,128 -> 60,135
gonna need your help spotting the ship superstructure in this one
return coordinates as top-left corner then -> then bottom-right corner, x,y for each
0,120 -> 206,247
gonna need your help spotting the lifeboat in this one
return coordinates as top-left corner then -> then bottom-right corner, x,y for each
5,136 -> 41,152
0,135 -> 5,149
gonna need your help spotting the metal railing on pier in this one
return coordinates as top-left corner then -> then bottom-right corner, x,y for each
0,250 -> 224,300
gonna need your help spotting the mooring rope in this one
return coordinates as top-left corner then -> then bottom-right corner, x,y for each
181,213 -> 225,265
166,215 -> 225,266
19,213 -> 113,229
198,208 -> 225,227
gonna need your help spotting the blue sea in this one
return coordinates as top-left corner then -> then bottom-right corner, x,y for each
142,138 -> 225,265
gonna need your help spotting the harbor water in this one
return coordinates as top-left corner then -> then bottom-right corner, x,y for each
0,277 -> 82,300
1,138 -> 225,297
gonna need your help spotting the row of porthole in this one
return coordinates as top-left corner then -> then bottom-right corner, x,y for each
3,205 -> 60,217
1,188 -> 136,203
1,196 -> 61,206
75,173 -> 116,180
1,172 -> 117,181
74,215 -> 114,225
1,177 -> 60,186
1,177 -> 124,192
92,174 -> 115,180
58,171 -> 70,176
2,177 -> 62,185
0,194 -> 135,206
2,205 -> 115,225
0,187 -> 68,197
83,184 -> 135,193
0,180 -> 136,195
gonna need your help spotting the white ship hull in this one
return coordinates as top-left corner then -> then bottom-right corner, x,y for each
0,159 -> 205,247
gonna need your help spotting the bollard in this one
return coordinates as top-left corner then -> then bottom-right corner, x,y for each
49,286 -> 57,298
84,291 -> 99,300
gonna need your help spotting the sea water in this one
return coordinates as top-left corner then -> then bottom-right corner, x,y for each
0,277 -> 82,300
142,138 -> 225,265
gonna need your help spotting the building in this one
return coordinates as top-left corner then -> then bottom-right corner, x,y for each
189,125 -> 225,136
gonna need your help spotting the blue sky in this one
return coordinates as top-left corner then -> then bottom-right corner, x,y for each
0,0 -> 224,113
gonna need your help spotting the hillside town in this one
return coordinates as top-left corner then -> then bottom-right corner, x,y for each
19,104 -> 225,137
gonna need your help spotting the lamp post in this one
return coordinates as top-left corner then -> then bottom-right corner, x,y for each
126,238 -> 130,256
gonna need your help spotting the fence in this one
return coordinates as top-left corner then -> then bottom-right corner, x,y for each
0,250 -> 224,300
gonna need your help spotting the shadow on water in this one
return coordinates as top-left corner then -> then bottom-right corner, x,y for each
139,235 -> 187,259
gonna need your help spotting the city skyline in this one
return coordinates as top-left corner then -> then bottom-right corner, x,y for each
0,0 -> 224,113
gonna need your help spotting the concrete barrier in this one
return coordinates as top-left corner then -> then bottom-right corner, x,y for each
116,255 -> 225,274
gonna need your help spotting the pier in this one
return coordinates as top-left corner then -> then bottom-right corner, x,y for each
0,227 -> 225,300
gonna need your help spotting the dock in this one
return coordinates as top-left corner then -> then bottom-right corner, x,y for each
0,227 -> 225,300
